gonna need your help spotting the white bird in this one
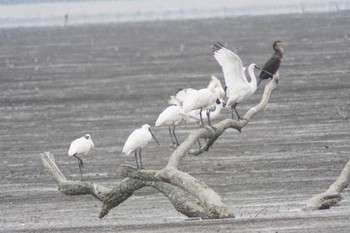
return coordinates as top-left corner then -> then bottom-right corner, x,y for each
122,124 -> 160,169
180,75 -> 225,126
213,42 -> 258,119
68,134 -> 95,180
182,99 -> 226,125
155,99 -> 184,147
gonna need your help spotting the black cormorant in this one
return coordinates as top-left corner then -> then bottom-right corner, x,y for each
257,41 -> 284,86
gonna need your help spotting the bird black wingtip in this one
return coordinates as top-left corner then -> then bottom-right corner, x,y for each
212,41 -> 225,52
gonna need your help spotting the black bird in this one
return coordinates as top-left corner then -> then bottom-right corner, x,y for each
257,41 -> 285,86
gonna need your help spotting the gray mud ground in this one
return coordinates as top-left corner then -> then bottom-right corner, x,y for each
0,11 -> 350,232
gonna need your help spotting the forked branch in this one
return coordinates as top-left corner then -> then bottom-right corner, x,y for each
42,73 -> 280,219
122,74 -> 280,218
184,72 -> 279,157
304,158 -> 350,210
41,152 -> 207,218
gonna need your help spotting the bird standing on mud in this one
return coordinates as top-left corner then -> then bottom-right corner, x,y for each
257,40 -> 285,86
68,134 -> 95,180
122,124 -> 160,169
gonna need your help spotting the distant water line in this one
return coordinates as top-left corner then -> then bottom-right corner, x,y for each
0,0 -> 348,28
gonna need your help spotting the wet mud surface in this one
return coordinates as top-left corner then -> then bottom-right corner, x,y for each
0,11 -> 350,232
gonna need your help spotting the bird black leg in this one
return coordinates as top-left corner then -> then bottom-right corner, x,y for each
139,148 -> 143,169
134,150 -> 139,169
172,125 -> 180,146
73,154 -> 84,180
231,105 -> 235,119
206,109 -> 211,126
232,103 -> 242,120
168,126 -> 176,146
199,108 -> 204,128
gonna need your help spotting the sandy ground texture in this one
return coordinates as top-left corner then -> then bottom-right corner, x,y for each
0,11 -> 350,233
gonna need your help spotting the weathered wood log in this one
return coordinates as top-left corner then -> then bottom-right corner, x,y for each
188,72 -> 280,156
121,73 -> 280,218
41,152 -> 206,218
42,73 -> 279,219
304,159 -> 350,210
122,166 -> 233,218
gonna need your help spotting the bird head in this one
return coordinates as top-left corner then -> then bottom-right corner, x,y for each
273,41 -> 285,51
84,134 -> 91,139
248,63 -> 257,73
143,124 -> 160,145
216,98 -> 226,108
142,124 -> 151,129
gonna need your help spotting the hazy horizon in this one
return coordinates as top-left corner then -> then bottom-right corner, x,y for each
0,0 -> 348,28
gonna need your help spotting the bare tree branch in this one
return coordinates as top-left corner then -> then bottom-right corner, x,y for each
304,159 -> 350,210
42,73 -> 280,219
187,73 -> 279,156
41,152 -> 209,218
123,166 -> 234,218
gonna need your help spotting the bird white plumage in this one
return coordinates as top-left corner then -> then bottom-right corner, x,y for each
155,104 -> 184,147
213,43 -> 257,119
155,105 -> 184,127
68,134 -> 94,180
181,75 -> 224,114
181,99 -> 225,124
122,124 -> 159,169
68,134 -> 95,156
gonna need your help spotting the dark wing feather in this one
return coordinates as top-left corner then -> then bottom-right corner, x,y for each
259,53 -> 281,80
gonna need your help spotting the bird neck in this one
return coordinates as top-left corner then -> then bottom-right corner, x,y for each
247,64 -> 257,90
275,47 -> 284,57
207,81 -> 217,92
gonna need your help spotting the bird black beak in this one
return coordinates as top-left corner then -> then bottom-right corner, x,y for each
255,66 -> 273,76
149,128 -> 160,145
216,98 -> 221,104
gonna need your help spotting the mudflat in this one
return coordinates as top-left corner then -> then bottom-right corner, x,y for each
0,11 -> 350,232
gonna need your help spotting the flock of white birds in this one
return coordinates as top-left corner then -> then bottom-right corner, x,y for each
67,41 -> 284,179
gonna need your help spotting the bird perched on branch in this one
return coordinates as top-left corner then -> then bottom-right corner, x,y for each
180,75 -> 225,127
213,42 -> 258,119
181,98 -> 226,125
257,40 -> 285,86
68,134 -> 95,180
155,98 -> 184,147
122,124 -> 160,169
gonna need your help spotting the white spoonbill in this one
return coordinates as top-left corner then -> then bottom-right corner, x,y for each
182,98 -> 226,125
181,75 -> 225,126
122,124 -> 160,169
213,42 -> 258,119
155,98 -> 184,147
68,134 -> 95,180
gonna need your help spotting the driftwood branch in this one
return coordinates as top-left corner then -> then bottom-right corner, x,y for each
304,159 -> 350,210
42,74 -> 280,219
188,73 -> 279,156
122,74 -> 280,218
41,152 -> 206,218
122,166 -> 233,218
